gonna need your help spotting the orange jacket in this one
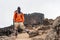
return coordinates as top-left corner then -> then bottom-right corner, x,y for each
13,11 -> 24,22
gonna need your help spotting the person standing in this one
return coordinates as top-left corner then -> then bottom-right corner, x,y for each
13,7 -> 25,37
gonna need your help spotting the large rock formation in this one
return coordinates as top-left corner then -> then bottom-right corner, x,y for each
24,12 -> 44,26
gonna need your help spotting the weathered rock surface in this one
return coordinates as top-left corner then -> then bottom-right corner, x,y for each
0,14 -> 60,40
24,12 -> 44,25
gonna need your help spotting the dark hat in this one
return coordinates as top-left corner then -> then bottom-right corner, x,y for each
17,7 -> 21,13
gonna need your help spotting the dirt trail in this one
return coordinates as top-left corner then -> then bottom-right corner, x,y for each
16,33 -> 31,40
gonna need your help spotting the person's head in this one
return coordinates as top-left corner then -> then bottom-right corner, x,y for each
17,7 -> 21,13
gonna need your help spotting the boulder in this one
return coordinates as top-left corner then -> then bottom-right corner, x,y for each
52,16 -> 60,40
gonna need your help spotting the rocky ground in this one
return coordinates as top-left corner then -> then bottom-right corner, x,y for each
0,16 -> 60,40
0,25 -> 59,40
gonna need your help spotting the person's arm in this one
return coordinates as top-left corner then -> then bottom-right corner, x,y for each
13,12 -> 17,22
21,13 -> 24,22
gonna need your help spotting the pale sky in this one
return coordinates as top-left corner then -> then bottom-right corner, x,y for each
0,0 -> 60,28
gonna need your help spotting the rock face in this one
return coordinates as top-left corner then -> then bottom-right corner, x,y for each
43,18 -> 54,25
43,18 -> 50,25
24,12 -> 44,26
52,16 -> 60,40
0,25 -> 14,36
53,16 -> 60,27
0,25 -> 23,36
